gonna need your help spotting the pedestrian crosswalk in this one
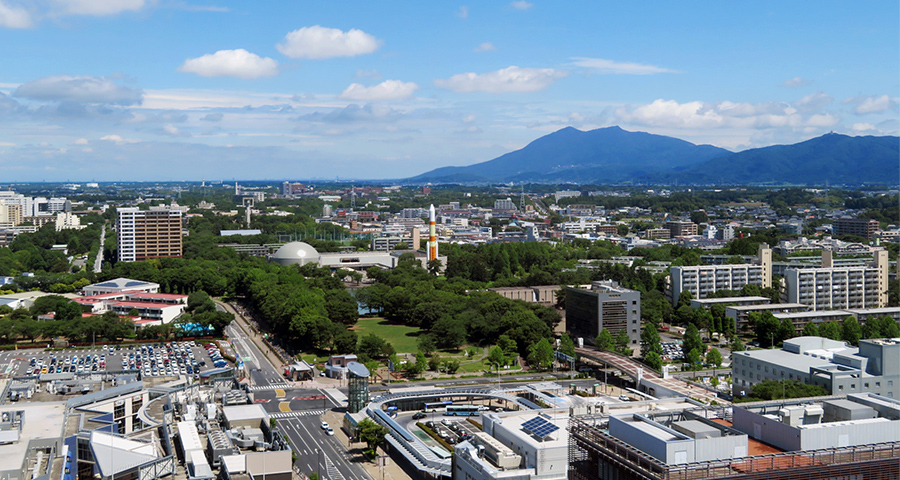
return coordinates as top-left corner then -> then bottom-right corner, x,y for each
248,383 -> 293,392
269,409 -> 325,419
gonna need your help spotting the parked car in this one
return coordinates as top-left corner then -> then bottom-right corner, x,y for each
412,412 -> 426,420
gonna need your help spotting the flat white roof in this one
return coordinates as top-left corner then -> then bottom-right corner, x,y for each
0,402 -> 65,470
692,296 -> 770,305
222,404 -> 268,422
177,421 -> 203,452
495,411 -> 569,448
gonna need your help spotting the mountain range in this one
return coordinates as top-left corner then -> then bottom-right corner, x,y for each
406,126 -> 899,185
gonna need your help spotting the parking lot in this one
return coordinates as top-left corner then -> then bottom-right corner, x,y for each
661,342 -> 684,361
4,341 -> 231,379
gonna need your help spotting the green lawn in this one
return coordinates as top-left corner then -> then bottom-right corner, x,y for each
352,317 -> 422,353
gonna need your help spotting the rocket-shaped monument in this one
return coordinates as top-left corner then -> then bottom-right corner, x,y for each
427,204 -> 438,261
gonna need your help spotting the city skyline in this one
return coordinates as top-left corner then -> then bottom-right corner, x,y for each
0,1 -> 897,181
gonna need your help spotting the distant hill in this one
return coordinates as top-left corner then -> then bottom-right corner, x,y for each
407,126 -> 899,185
645,132 -> 900,185
407,126 -> 731,184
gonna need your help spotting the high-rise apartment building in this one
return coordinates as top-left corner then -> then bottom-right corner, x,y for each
784,249 -> 889,310
117,207 -> 183,262
833,217 -> 879,240
669,244 -> 772,305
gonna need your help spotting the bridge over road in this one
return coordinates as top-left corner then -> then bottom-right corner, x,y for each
575,346 -> 726,405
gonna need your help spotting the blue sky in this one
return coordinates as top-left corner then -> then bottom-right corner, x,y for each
0,1 -> 897,182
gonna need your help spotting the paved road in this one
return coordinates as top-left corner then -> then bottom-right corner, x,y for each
222,309 -> 370,480
93,224 -> 105,273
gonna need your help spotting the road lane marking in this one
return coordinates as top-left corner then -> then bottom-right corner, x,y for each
275,389 -> 285,398
279,401 -> 291,412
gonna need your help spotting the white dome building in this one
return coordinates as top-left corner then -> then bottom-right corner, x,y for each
270,242 -> 320,267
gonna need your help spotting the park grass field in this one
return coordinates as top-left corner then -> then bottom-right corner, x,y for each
351,317 -> 422,353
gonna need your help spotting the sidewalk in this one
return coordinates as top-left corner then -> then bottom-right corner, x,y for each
218,301 -> 344,390
322,408 -> 411,480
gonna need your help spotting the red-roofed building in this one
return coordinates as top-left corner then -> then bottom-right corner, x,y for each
73,291 -> 187,325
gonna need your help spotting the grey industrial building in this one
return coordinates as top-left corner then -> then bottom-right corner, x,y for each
566,281 -> 641,348
732,336 -> 900,398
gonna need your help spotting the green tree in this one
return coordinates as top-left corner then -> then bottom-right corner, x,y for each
644,350 -> 663,371
527,338 -> 554,371
683,324 -> 704,360
595,329 -> 614,351
445,360 -> 460,374
356,418 -> 388,453
559,333 -> 576,359
641,326 -> 663,358
428,353 -> 442,371
841,317 -> 862,346
497,335 -> 517,356
745,379 -> 828,401
358,334 -> 388,361
819,321 -> 841,340
801,321 -> 819,337
417,334 -> 436,355
406,352 -> 426,378
487,346 -> 505,374
686,348 -> 703,370
676,290 -> 694,309
706,348 -> 723,368
731,337 -> 745,352
614,330 -> 631,355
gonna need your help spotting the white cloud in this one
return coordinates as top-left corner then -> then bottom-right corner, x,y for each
845,94 -> 897,115
55,0 -> 145,16
178,49 -> 279,79
72,138 -> 88,145
462,115 -> 476,123
434,66 -> 568,93
852,123 -> 877,132
100,134 -> 140,144
456,6 -> 468,18
355,69 -> 381,80
339,80 -> 418,101
0,141 -> 15,147
13,74 -> 143,105
201,112 -> 223,122
510,1 -> 533,10
806,113 -> 839,127
474,42 -> 495,52
161,124 -> 190,137
794,91 -> 832,113
0,1 -> 33,28
614,98 -> 839,131
782,76 -> 812,88
569,57 -> 677,75
276,25 -> 380,59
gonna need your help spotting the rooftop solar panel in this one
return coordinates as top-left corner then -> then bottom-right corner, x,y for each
522,416 -> 560,438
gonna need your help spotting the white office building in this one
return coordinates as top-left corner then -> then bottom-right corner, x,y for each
454,410 -> 569,480
732,336 -> 900,398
